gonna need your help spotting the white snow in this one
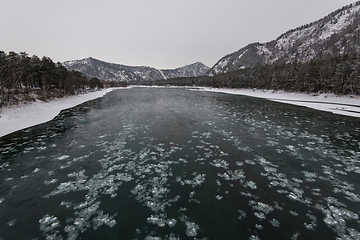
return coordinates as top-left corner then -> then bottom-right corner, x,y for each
320,5 -> 360,41
192,87 -> 360,118
0,88 -> 119,137
257,45 -> 272,60
234,49 -> 248,64
158,69 -> 167,80
210,58 -> 230,76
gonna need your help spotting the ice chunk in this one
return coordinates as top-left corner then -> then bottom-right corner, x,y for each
145,236 -> 162,240
166,219 -> 177,227
147,215 -> 160,225
244,181 -> 257,189
57,155 -> 70,160
215,195 -> 223,200
185,221 -> 199,237
7,218 -> 17,227
238,209 -> 247,220
44,179 -> 58,185
210,159 -> 229,169
269,219 -> 280,227
250,235 -> 260,240
39,214 -> 60,233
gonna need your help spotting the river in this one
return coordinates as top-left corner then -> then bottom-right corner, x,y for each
0,87 -> 359,240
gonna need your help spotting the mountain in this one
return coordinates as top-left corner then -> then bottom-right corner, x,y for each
208,1 -> 360,76
161,62 -> 210,80
62,57 -> 210,82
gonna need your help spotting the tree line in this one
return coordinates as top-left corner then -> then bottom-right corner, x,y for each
0,51 -> 126,107
145,52 -> 360,95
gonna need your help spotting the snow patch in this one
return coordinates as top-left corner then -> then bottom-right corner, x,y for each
0,88 -> 122,137
158,69 -> 167,80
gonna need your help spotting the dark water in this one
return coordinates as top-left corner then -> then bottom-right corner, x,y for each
0,87 -> 360,240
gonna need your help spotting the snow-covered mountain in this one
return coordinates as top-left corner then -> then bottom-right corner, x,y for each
161,62 -> 210,80
62,57 -> 209,82
208,2 -> 360,76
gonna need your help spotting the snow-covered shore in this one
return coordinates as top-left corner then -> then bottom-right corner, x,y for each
0,88 -> 117,137
1,86 -> 360,138
194,87 -> 360,118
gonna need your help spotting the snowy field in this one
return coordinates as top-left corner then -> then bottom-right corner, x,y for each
194,87 -> 360,118
1,86 -> 360,138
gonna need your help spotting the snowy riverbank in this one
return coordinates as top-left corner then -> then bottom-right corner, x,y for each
1,86 -> 360,138
0,88 -> 117,137
194,87 -> 360,118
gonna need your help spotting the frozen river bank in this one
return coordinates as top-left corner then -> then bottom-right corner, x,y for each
1,88 -> 359,239
2,86 -> 360,138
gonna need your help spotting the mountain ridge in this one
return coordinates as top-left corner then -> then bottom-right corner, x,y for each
208,1 -> 360,76
63,57 -> 210,82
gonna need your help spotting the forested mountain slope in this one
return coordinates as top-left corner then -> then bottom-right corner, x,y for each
208,2 -> 360,76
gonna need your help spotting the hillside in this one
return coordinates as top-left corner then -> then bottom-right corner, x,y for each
63,58 -> 209,82
208,2 -> 360,76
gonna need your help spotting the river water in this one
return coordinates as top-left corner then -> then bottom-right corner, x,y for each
0,87 -> 360,240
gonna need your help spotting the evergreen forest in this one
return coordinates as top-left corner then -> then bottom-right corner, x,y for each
0,51 -> 125,107
146,52 -> 360,95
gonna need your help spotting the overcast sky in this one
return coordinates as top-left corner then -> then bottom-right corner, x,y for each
0,0 -> 354,69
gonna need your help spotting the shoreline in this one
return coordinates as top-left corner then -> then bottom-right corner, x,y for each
1,86 -> 360,138
0,88 -> 119,138
194,87 -> 360,118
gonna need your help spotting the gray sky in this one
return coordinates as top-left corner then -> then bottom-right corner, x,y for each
0,0 -> 354,69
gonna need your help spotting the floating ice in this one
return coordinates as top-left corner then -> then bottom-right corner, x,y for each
177,173 -> 206,188
60,201 -> 73,209
245,159 -> 256,165
304,212 -> 317,231
254,212 -> 266,220
7,218 -> 16,227
244,181 -> 257,189
269,219 -> 280,227
210,159 -> 229,169
144,236 -> 162,240
250,201 -> 275,218
315,203 -> 359,238
250,235 -> 260,240
215,195 -> 223,200
39,214 -> 60,233
44,179 -> 58,185
185,221 -> 199,237
289,210 -> 298,217
235,161 -> 244,166
57,155 -> 70,160
166,219 -> 177,227
287,192 -> 301,202
238,209 -> 247,220
291,232 -> 301,240
302,171 -> 317,182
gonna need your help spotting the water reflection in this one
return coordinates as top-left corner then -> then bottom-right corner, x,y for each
0,88 -> 359,240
